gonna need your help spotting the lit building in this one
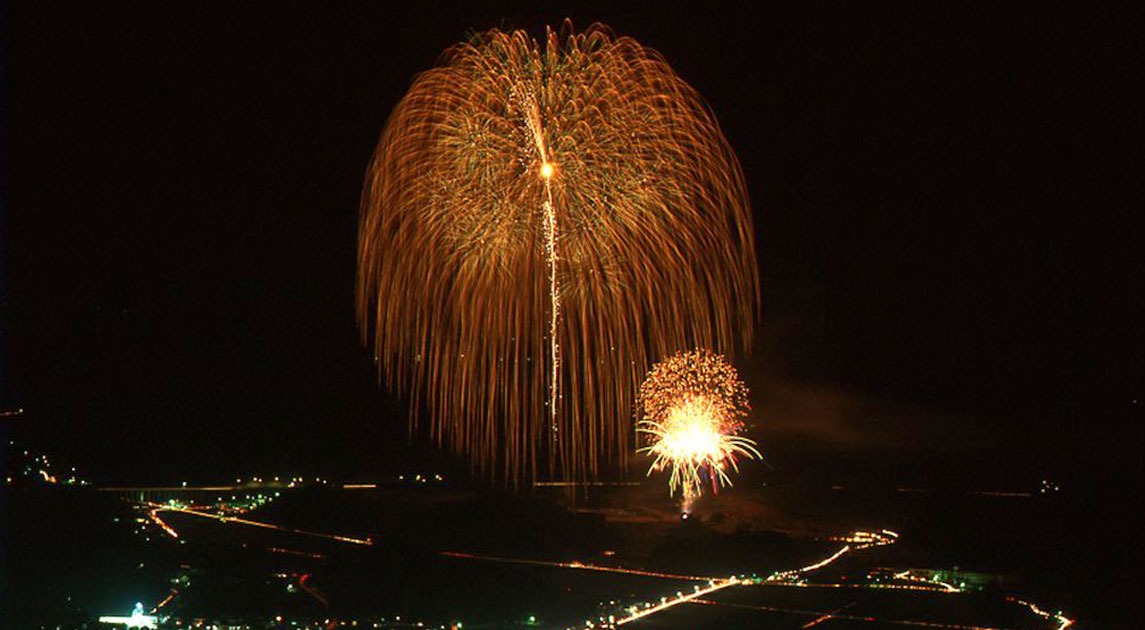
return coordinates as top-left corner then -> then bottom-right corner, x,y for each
98,602 -> 158,629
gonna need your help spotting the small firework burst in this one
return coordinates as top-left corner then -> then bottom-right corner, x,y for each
637,349 -> 760,500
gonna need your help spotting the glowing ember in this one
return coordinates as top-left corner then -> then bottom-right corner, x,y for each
637,349 -> 760,500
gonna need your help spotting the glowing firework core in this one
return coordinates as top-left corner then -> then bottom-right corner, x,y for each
638,350 -> 760,501
658,397 -> 725,462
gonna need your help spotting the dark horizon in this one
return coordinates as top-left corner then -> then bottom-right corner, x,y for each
3,2 -> 1140,485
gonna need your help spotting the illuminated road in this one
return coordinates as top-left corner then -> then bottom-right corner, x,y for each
1007,596 -> 1074,630
614,578 -> 741,626
437,531 -> 899,629
143,502 -> 374,546
598,530 -> 896,628
298,573 -> 330,609
440,551 -> 714,581
126,497 -> 1076,630
766,530 -> 898,583
148,507 -> 181,539
688,598 -> 1021,630
523,527 -> 1075,630
801,601 -> 857,628
104,485 -> 262,492
148,589 -> 179,615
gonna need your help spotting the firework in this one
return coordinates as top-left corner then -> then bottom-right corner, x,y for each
357,22 -> 758,485
637,349 -> 760,500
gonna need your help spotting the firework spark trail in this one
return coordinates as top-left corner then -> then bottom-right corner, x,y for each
357,22 -> 758,486
637,349 -> 760,499
542,165 -> 560,449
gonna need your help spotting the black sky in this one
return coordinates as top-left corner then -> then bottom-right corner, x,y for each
3,2 -> 1140,484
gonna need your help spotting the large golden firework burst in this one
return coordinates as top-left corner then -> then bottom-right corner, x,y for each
357,22 -> 757,486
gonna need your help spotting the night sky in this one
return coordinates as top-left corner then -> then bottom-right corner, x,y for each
3,3 -> 1140,485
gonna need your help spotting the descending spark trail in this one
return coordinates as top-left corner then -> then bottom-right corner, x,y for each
542,161 -> 560,448
527,94 -> 562,452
